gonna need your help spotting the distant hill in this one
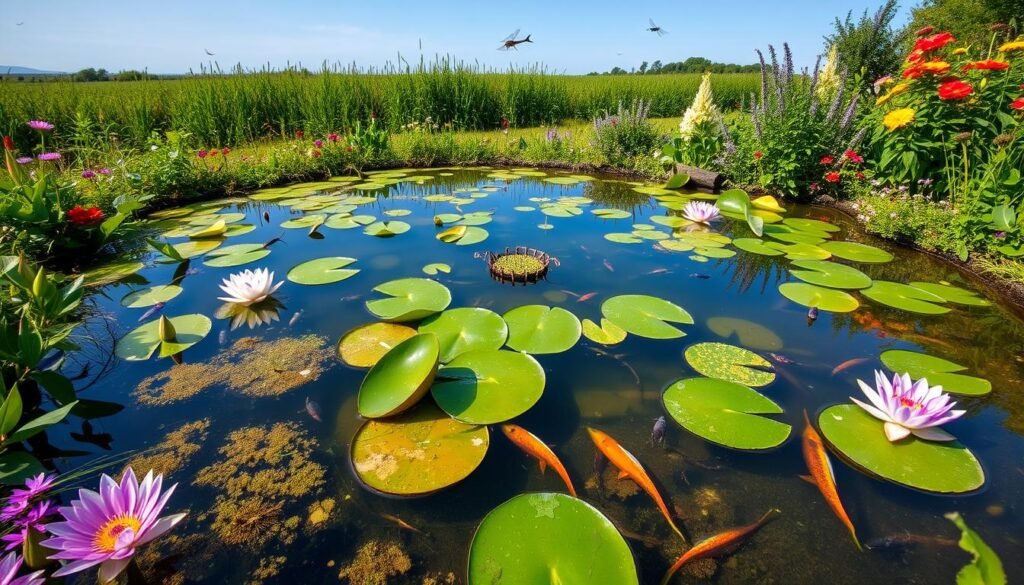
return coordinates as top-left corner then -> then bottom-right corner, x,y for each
0,65 -> 66,75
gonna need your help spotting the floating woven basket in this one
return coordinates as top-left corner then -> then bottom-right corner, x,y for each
476,246 -> 558,285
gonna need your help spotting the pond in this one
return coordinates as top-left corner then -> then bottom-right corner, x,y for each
62,168 -> 1023,584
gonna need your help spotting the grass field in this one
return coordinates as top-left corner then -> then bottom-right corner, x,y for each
0,61 -> 757,151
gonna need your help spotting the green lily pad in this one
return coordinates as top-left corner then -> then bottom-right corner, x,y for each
172,239 -> 222,259
581,319 -> 627,345
468,493 -> 639,585
366,278 -> 452,322
820,241 -> 894,263
879,350 -> 991,396
363,220 -> 411,237
431,349 -> 545,424
633,186 -> 675,196
384,209 -> 412,217
765,230 -> 827,245
121,285 -> 182,308
544,176 -> 581,185
419,308 -> 509,363
592,209 -> 632,220
287,257 -> 359,285
351,402 -> 489,496
766,242 -> 831,260
604,233 -> 642,244
422,263 -> 451,276
601,295 -> 693,339
716,189 -> 764,236
663,377 -> 791,450
115,314 -> 212,360
456,227 -> 489,246
82,261 -> 147,286
818,405 -> 984,494
357,333 -> 440,418
324,214 -> 371,229
684,342 -> 775,387
503,306 -> 581,355
280,214 -> 326,229
541,206 -> 582,218
202,243 -> 270,268
458,212 -> 494,226
658,239 -> 695,252
778,283 -> 860,312
783,218 -> 841,233
790,260 -> 872,289
513,206 -> 535,212
908,282 -> 991,307
695,246 -> 735,258
650,215 -> 689,228
861,281 -> 951,314
706,317 -> 783,351
337,322 -> 418,368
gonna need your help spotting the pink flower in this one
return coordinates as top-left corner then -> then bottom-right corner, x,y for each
222,147 -> 231,155
314,139 -> 323,148
852,371 -> 966,442
36,152 -> 61,161
197,150 -> 208,159
81,170 -> 96,179
328,132 -> 339,143
0,552 -> 45,585
42,468 -> 185,583
97,168 -> 112,175
820,155 -> 834,165
14,157 -> 32,165
26,120 -> 54,132
681,201 -> 720,224
1,474 -> 55,521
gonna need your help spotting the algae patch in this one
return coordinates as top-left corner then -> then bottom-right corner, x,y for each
128,418 -> 211,476
338,540 -> 412,585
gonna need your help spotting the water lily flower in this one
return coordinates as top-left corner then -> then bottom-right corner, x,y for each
217,268 -> 283,306
43,468 -> 185,582
36,152 -> 61,161
26,120 -> 54,132
681,201 -> 720,224
0,552 -> 45,585
851,370 -> 966,442
3,473 -> 55,514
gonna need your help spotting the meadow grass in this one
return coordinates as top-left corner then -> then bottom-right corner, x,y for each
0,61 -> 756,151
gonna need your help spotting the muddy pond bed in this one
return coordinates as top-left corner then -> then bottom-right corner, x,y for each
59,167 -> 1024,584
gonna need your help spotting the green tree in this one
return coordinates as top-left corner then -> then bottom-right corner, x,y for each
826,0 -> 908,90
910,0 -> 1019,49
638,61 -> 649,74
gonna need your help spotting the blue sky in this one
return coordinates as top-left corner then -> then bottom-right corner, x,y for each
1,0 -> 913,74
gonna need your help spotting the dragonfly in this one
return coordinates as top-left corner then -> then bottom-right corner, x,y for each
498,29 -> 533,50
647,18 -> 668,36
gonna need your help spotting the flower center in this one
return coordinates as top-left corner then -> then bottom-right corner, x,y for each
94,515 -> 142,552
898,397 -> 921,410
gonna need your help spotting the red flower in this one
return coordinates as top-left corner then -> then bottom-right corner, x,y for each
963,60 -> 1010,71
209,149 -> 220,156
222,147 -> 231,155
824,171 -> 841,184
915,26 -> 934,37
295,130 -> 304,139
906,50 -> 925,65
347,145 -> 353,152
843,150 -> 864,164
67,205 -> 105,226
2,136 -> 13,151
809,182 -> 821,192
328,132 -> 339,142
197,150 -> 207,158
1011,97 -> 1024,110
855,172 -> 866,181
754,151 -> 763,160
937,80 -> 973,100
500,118 -> 510,130
914,32 -> 955,53
312,149 -> 322,158
820,155 -> 835,165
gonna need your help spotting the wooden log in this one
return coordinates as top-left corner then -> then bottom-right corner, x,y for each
675,164 -> 724,192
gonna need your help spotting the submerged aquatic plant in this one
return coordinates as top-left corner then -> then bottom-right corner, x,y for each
43,468 -> 186,582
681,201 -> 721,224
217,267 -> 283,306
851,370 -> 966,442
0,552 -> 45,585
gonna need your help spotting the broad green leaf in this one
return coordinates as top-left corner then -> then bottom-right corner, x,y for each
684,342 -> 775,386
432,349 -> 545,424
121,285 -> 183,308
879,350 -> 991,396
503,305 -> 581,355
945,512 -> 1006,585
358,333 -> 440,418
663,377 -> 790,450
601,295 -> 693,339
778,282 -> 860,312
419,308 -> 508,363
366,278 -> 452,322
6,401 -> 77,444
789,260 -> 872,289
861,281 -> 950,314
287,257 -> 359,285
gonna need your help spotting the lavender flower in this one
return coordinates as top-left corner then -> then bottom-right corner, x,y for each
14,157 -> 32,165
26,120 -> 54,132
36,152 -> 61,161
852,370 -> 966,442
97,168 -> 112,175
0,552 -> 44,585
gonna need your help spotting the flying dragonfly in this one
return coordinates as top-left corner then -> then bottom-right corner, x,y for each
647,18 -> 668,36
498,29 -> 533,51
204,48 -> 215,56
16,22 -> 25,26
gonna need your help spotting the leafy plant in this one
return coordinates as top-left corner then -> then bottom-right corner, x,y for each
945,512 -> 1006,585
826,0 -> 909,96
592,99 -> 661,166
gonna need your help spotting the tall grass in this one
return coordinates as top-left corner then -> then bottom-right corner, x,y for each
0,58 -> 758,150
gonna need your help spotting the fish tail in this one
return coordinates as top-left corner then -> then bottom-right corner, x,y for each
758,508 -> 782,526
659,552 -> 689,585
850,526 -> 863,552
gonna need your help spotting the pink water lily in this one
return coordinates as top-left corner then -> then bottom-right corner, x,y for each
0,552 -> 44,585
681,201 -> 720,224
851,370 -> 966,442
42,468 -> 185,583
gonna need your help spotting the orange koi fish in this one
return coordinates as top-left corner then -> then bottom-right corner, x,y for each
660,509 -> 780,585
380,513 -> 426,536
831,357 -> 869,376
502,424 -> 577,497
586,427 -> 684,540
802,411 -> 861,550
577,292 -> 597,302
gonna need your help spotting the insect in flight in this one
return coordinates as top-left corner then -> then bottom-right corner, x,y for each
204,48 -> 215,56
647,18 -> 668,36
498,29 -> 533,50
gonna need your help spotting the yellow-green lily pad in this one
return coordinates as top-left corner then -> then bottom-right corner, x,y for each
581,319 -> 627,345
366,278 -> 452,322
287,257 -> 359,285
684,342 -> 775,387
879,350 -> 991,396
706,317 -> 783,351
115,314 -> 212,361
820,241 -> 894,263
861,281 -> 950,314
120,285 -> 182,308
337,322 -> 418,368
778,282 -> 860,312
790,260 -> 872,289
419,308 -> 509,363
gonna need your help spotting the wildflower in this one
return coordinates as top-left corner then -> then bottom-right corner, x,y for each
938,80 -> 973,100
994,231 -> 1006,239
873,75 -> 893,92
825,171 -> 841,183
43,468 -> 185,583
999,40 -> 1024,53
500,118 -> 510,130
914,32 -> 955,53
681,201 -> 721,224
915,26 -> 934,37
81,170 -> 96,179
209,149 -> 220,156
809,182 -> 820,192
36,152 -> 61,161
328,132 -> 339,142
843,150 -> 864,164
954,131 -> 973,143
14,157 -> 32,165
97,168 -> 112,175
312,149 -> 322,158
679,72 -> 721,140
816,45 -> 841,98
906,50 -> 925,65
952,48 -> 968,55
217,268 -> 283,306
899,185 -> 909,191
883,108 -> 915,130
67,206 -> 105,226
2,136 -> 12,151
754,151 -> 763,160
0,552 -> 44,585
856,172 -> 866,181
920,60 -> 951,74
820,155 -> 835,165
852,371 -> 966,442
994,133 -> 1014,146
295,130 -> 304,139
26,120 -> 54,131
1011,97 -> 1024,110
875,83 -> 910,106
197,150 -> 208,159
222,147 -> 231,155
963,59 -> 1010,71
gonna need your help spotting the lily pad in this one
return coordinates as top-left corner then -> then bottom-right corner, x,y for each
541,206 -> 582,218
733,238 -> 785,256
202,243 -> 270,268
544,176 -> 581,186
684,342 -> 775,387
351,402 -> 489,496
879,350 -> 991,396
419,308 -> 509,363
456,226 -> 489,246
468,493 -> 639,585
908,282 -> 991,307
503,306 -> 581,354
592,208 -> 632,220
663,377 -> 791,450
431,349 -> 545,424
363,221 -> 411,237
280,214 -> 326,229
778,283 -> 860,312
121,285 -> 182,308
820,241 -> 894,263
861,281 -> 951,314
437,225 -> 467,243
818,405 -> 984,494
287,257 -> 359,285
790,260 -> 872,289
172,239 -> 222,259
357,333 -> 440,418
187,220 -> 227,239
766,242 -> 831,260
115,314 -> 212,361
601,295 -> 693,339
604,233 -> 642,244
581,319 -> 627,345
82,261 -> 147,286
366,278 -> 452,322
752,195 -> 786,213
337,322 -> 418,368
706,317 -> 783,351
422,263 -> 451,276
783,218 -> 841,233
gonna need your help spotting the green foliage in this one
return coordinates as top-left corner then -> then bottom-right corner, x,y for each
826,0 -> 909,93
849,184 -> 962,253
910,0 -> 1019,49
945,512 -> 1006,585
591,100 -> 662,166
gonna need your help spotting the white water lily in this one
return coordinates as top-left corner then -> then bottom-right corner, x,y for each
217,268 -> 283,306
679,72 -> 720,140
681,201 -> 721,224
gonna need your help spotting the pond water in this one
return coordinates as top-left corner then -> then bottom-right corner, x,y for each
59,168 -> 1024,584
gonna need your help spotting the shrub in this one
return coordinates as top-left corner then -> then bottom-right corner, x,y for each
826,0 -> 909,95
592,99 -> 661,166
850,180 -> 962,252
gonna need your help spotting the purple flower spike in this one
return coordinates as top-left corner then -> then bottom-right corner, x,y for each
36,152 -> 61,161
14,157 -> 32,165
0,552 -> 45,585
26,120 -> 54,132
851,370 -> 966,442
42,468 -> 186,583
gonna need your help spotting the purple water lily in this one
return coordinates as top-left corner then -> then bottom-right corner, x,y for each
43,468 -> 186,582
0,552 -> 44,585
681,201 -> 721,224
26,120 -> 54,132
0,473 -> 55,522
851,370 -> 966,442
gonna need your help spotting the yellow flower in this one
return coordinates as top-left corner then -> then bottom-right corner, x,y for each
920,60 -> 950,73
952,48 -> 968,55
999,40 -> 1024,53
875,83 -> 910,106
883,108 -> 915,131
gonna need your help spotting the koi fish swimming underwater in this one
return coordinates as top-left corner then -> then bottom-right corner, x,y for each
802,411 -> 861,550
660,509 -> 780,585
502,424 -> 577,496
